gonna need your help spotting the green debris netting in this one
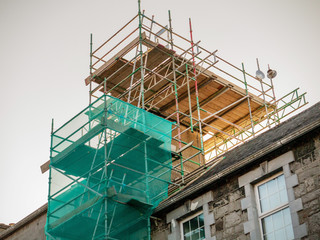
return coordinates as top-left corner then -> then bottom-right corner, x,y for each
46,95 -> 173,240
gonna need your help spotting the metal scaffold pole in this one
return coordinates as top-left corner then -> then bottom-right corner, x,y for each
89,33 -> 93,105
242,63 -> 255,136
169,10 -> 185,180
138,0 -> 144,109
189,18 -> 204,155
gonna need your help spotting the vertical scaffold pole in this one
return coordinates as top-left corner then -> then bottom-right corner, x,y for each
89,34 -> 93,135
128,11 -> 146,105
256,58 -> 270,128
185,64 -> 193,133
189,18 -> 204,155
168,10 -> 182,151
46,118 -> 54,237
89,33 -> 93,105
103,95 -> 108,239
138,0 -> 145,109
268,64 -> 280,124
242,63 -> 255,136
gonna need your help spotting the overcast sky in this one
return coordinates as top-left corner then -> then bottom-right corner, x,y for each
0,0 -> 319,224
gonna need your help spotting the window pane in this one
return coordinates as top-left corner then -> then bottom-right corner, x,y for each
182,214 -> 205,240
200,227 -> 205,238
259,183 -> 268,198
183,221 -> 190,235
258,174 -> 289,213
279,188 -> 288,203
198,214 -> 204,227
274,229 -> 286,239
264,232 -> 275,240
261,208 -> 294,240
272,211 -> 284,230
277,175 -> 286,189
269,193 -> 281,210
190,231 -> 200,240
262,215 -> 273,234
283,208 -> 291,226
260,197 -> 270,213
285,225 -> 294,239
190,216 -> 198,231
267,178 -> 277,194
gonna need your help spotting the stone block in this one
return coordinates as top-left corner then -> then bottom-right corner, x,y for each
234,222 -> 244,234
302,188 -> 320,204
229,189 -> 245,202
241,197 -> 251,210
223,226 -> 235,238
238,168 -> 260,187
305,177 -> 315,192
212,198 -> 228,208
215,231 -> 223,240
287,187 -> 296,202
294,184 -> 306,198
303,198 -> 319,217
289,198 -> 303,213
211,224 -> 216,236
215,218 -> 224,231
214,205 -> 228,219
225,211 -> 241,228
291,211 -> 300,227
228,200 -> 241,213
243,221 -> 253,234
236,234 -> 250,240
308,211 -> 320,234
286,174 -> 299,188
298,161 -> 319,181
166,204 -> 187,223
293,223 -> 307,239
290,160 -> 302,173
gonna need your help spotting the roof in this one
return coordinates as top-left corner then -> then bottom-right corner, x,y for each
0,203 -> 47,239
155,101 -> 320,213
0,224 -> 9,230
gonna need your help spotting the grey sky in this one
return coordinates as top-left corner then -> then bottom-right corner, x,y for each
0,0 -> 319,224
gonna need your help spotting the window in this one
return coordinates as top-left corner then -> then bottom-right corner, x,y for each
180,212 -> 205,240
255,173 -> 294,240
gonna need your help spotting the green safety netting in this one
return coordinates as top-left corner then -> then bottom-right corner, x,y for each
46,95 -> 173,240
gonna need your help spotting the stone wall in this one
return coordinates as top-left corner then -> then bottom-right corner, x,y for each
291,132 -> 320,240
151,217 -> 170,240
208,177 -> 248,240
152,129 -> 320,240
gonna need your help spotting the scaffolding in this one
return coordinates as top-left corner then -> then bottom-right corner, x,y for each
45,3 -> 308,240
85,8 -> 307,183
46,95 -> 173,239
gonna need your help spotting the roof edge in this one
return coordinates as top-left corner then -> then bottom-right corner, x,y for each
0,203 -> 47,238
155,117 -> 320,213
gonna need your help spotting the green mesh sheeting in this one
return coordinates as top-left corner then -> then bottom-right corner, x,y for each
46,95 -> 173,240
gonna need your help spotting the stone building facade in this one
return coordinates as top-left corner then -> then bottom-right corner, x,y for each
151,102 -> 320,240
1,102 -> 319,240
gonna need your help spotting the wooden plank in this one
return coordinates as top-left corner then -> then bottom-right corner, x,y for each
159,77 -> 215,112
180,85 -> 230,121
196,65 -> 268,106
40,160 -> 50,173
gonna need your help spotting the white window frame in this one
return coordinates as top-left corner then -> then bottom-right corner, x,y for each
254,172 -> 293,239
239,152 -> 307,240
180,211 -> 205,240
